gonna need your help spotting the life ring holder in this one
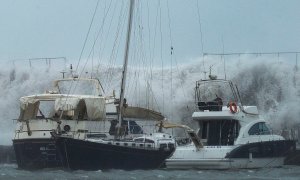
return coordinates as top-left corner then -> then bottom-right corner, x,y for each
229,102 -> 238,113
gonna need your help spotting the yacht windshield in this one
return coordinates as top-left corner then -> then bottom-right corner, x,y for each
57,80 -> 101,96
196,80 -> 237,106
248,122 -> 271,135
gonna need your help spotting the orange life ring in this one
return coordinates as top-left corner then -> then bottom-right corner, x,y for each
229,102 -> 238,113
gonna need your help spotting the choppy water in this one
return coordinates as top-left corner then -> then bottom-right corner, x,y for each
1,164 -> 300,180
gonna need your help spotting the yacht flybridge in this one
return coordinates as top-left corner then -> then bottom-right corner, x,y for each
165,78 -> 295,169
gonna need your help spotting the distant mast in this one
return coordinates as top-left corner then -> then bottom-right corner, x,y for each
117,0 -> 135,135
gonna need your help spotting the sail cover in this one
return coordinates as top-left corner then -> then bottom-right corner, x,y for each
55,97 -> 106,121
18,95 -> 106,121
54,97 -> 80,111
122,106 -> 164,121
84,97 -> 106,121
19,97 -> 40,121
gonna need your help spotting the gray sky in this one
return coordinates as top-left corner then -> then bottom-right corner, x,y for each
0,0 -> 300,66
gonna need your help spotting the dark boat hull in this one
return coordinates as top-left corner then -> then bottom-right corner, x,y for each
56,137 -> 175,170
166,140 -> 296,169
13,139 -> 63,169
225,140 -> 296,159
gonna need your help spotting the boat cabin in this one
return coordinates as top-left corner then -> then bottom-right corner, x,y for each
193,79 -> 243,146
196,119 -> 240,146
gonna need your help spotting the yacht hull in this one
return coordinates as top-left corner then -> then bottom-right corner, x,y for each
166,157 -> 285,169
56,137 -> 175,170
225,140 -> 295,159
166,140 -> 295,169
13,139 -> 63,169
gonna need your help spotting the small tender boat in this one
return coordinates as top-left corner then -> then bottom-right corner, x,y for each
165,78 -> 295,169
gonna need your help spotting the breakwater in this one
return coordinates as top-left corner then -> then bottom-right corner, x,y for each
0,145 -> 15,163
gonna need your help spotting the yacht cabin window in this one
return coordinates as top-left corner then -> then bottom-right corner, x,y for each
36,100 -> 87,120
198,119 -> 240,146
57,80 -> 100,96
248,122 -> 271,135
36,101 -> 55,119
134,138 -> 144,142
109,120 -> 144,136
133,138 -> 154,143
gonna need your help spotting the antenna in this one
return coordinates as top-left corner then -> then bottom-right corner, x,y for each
295,53 -> 298,72
60,71 -> 67,79
221,37 -> 226,80
202,70 -> 207,80
208,65 -> 217,80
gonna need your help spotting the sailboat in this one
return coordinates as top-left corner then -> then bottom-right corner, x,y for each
53,0 -> 176,170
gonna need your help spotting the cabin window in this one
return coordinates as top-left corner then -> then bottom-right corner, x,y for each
57,80 -> 100,96
168,143 -> 175,149
198,120 -> 240,146
86,134 -> 107,139
144,139 -> 154,143
248,122 -> 271,135
36,101 -> 55,119
200,121 -> 208,139
159,143 -> 167,149
195,80 -> 236,111
134,138 -> 144,142
109,120 -> 118,135
123,120 -> 143,134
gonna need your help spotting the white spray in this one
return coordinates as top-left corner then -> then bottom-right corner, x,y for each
0,55 -> 299,145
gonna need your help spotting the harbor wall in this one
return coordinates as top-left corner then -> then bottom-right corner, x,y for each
0,145 -> 15,163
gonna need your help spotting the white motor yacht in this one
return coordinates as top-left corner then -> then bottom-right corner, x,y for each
165,78 -> 295,169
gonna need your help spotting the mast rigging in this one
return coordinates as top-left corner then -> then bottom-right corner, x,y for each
117,0 -> 135,135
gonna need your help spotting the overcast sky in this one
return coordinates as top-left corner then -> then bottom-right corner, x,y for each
0,0 -> 300,66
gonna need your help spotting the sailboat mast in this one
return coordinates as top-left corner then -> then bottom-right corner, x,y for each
118,0 -> 135,129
